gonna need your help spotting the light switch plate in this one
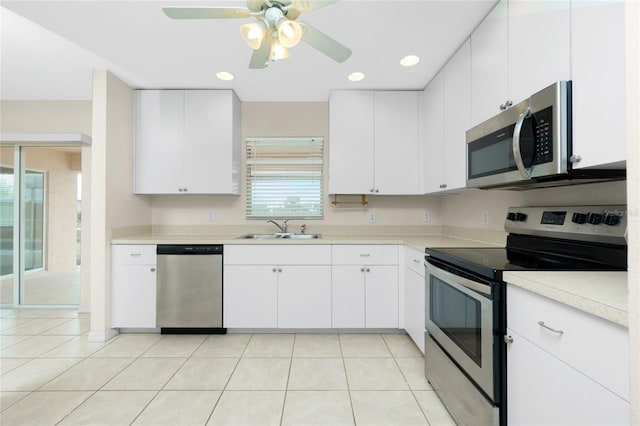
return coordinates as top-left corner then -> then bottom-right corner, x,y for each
208,210 -> 217,222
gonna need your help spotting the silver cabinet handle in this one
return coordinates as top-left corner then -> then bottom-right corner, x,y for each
412,259 -> 421,263
513,106 -> 533,179
359,254 -> 370,257
504,335 -> 514,344
278,268 -> 282,273
130,253 -> 142,257
360,267 -> 365,272
500,100 -> 513,110
538,321 -> 564,335
365,268 -> 370,272
150,268 -> 156,272
272,268 -> 277,273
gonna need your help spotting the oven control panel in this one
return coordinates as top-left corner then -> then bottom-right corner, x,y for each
504,205 -> 627,245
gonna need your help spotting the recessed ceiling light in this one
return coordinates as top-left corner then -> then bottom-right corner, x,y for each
216,71 -> 234,81
348,72 -> 365,82
400,55 -> 420,67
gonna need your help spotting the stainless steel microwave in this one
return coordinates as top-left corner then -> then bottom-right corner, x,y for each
466,81 -> 624,190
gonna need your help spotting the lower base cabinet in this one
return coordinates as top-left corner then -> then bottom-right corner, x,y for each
111,245 -> 157,328
277,266 -> 331,328
507,284 -> 629,424
223,265 -> 278,328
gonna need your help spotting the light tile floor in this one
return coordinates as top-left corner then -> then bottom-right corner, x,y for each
0,308 -> 456,425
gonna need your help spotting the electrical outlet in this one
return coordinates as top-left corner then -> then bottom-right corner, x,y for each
423,210 -> 432,223
368,211 -> 377,224
208,210 -> 217,223
482,211 -> 489,225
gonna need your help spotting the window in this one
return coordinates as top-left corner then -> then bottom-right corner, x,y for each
246,137 -> 324,219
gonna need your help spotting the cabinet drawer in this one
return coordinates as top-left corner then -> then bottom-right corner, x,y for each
507,284 -> 629,400
224,245 -> 331,265
112,245 -> 157,265
332,245 -> 398,265
404,247 -> 425,276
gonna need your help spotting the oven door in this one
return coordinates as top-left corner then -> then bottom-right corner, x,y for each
425,258 -> 495,400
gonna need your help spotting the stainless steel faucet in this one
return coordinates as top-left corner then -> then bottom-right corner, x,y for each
267,219 -> 289,233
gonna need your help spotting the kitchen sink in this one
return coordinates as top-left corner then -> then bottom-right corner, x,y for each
237,233 -> 321,240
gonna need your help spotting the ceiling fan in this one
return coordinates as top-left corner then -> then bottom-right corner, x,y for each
162,0 -> 352,69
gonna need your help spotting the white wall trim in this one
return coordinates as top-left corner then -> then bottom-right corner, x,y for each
87,328 -> 119,343
78,304 -> 91,313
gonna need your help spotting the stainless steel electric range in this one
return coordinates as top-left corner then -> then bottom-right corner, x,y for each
424,205 -> 627,426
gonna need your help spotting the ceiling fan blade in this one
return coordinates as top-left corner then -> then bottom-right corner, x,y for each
249,38 -> 271,69
300,21 -> 351,63
287,0 -> 338,20
162,7 -> 251,19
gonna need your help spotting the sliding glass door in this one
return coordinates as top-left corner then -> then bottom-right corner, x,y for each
0,145 -> 81,307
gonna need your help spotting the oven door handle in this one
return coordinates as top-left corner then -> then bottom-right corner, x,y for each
425,260 -> 492,297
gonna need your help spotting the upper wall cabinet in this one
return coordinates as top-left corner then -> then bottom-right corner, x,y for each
471,0 -> 570,127
570,0 -> 625,169
422,40 -> 471,194
134,90 -> 241,194
329,90 -> 421,195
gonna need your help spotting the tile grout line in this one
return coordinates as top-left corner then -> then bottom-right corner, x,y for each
338,333 -> 358,426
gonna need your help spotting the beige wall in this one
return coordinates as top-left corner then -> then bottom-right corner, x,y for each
1,101 -> 92,135
151,101 -> 444,229
89,70 -> 152,340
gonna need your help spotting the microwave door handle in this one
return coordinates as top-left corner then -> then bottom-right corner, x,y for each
513,107 -> 533,179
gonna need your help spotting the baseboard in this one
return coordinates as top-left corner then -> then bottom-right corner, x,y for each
87,328 -> 119,342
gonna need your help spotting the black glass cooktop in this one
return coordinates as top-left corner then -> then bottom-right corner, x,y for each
426,236 -> 627,281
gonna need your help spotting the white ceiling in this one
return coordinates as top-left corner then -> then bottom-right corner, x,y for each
1,0 -> 497,102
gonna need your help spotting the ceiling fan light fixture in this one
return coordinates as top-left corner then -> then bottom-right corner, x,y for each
277,19 -> 302,48
348,72 -> 365,82
400,55 -> 421,67
270,40 -> 291,60
240,21 -> 267,50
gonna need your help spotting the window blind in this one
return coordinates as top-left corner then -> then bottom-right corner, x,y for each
245,137 -> 324,219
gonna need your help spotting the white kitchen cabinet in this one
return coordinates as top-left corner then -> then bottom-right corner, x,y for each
111,245 -> 157,328
421,71 -> 445,194
328,91 -> 374,194
277,265 -> 331,328
134,89 -> 241,194
470,0 -> 570,127
224,265 -> 278,328
507,0 -> 570,107
422,40 -> 470,194
507,284 -> 630,424
332,245 -> 399,328
329,91 -> 421,195
571,0 -> 626,169
223,245 -> 331,328
470,0 -> 508,127
403,247 -> 425,353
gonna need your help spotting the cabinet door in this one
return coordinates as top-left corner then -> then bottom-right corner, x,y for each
421,71 -> 445,194
332,266 -> 365,328
508,0 -> 570,105
183,90 -> 240,194
470,0 -> 508,127
404,267 -> 425,353
328,91 -> 375,194
223,265 -> 278,328
571,0 -> 626,169
366,265 -> 398,328
507,329 -> 630,425
112,264 -> 157,328
374,91 -> 421,194
443,40 -> 471,192
278,265 -> 331,328
134,90 -> 184,194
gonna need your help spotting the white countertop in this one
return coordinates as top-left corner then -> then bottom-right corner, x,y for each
504,271 -> 628,327
110,233 -> 499,251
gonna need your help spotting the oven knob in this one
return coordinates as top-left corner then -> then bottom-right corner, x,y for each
586,212 -> 603,225
506,212 -> 517,221
603,213 -> 620,226
571,213 -> 587,224
514,212 -> 527,222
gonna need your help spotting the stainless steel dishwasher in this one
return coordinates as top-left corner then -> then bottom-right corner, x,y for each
156,245 -> 226,334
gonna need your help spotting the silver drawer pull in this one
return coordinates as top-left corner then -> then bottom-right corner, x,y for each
150,268 -> 156,272
538,321 -> 564,335
412,259 -> 421,263
130,253 -> 142,257
359,254 -> 370,257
